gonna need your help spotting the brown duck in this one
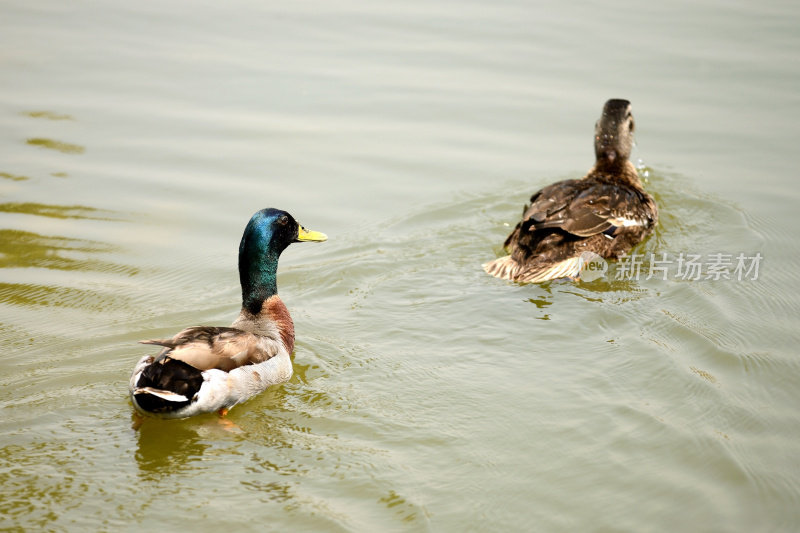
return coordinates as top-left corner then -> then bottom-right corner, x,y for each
484,99 -> 658,283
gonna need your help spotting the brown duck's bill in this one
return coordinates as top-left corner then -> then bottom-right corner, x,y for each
296,225 -> 328,242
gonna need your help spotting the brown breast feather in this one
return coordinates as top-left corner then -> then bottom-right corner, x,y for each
264,295 -> 295,353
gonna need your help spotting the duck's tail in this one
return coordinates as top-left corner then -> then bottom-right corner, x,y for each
132,358 -> 203,414
482,255 -> 584,283
133,387 -> 189,403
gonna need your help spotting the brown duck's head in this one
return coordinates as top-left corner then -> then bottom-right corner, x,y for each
593,99 -> 635,167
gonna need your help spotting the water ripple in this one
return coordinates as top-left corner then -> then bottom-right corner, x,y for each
23,110 -> 75,121
25,138 -> 85,154
0,202 -> 120,220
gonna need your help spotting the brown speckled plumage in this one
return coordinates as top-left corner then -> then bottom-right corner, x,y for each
484,99 -> 658,283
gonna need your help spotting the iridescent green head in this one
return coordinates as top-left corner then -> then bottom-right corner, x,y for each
239,208 -> 326,314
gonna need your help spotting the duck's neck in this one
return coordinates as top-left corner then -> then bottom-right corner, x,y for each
240,247 -> 281,315
590,159 -> 643,190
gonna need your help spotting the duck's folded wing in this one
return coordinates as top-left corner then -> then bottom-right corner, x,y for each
523,182 -> 654,237
140,326 -> 281,372
519,179 -> 582,225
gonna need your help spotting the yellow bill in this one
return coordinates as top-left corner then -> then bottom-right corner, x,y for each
296,225 -> 327,242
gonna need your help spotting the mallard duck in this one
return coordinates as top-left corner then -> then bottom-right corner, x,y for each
129,208 -> 327,418
484,99 -> 658,283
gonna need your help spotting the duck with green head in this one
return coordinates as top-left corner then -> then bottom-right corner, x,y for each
129,208 -> 327,418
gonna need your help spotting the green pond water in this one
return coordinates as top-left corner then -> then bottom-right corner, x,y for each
1,0 -> 799,531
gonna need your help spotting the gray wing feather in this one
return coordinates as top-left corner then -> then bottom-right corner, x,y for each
139,326 -> 282,372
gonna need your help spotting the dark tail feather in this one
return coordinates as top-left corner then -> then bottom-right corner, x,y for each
133,359 -> 203,413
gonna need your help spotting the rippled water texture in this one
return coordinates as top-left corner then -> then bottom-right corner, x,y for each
1,0 -> 799,531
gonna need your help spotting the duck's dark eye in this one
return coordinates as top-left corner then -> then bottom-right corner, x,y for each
278,215 -> 289,226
